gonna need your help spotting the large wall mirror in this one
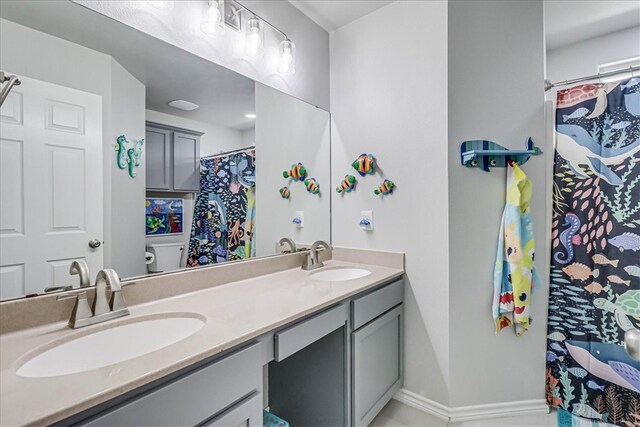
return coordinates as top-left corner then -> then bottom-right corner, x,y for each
0,1 -> 331,301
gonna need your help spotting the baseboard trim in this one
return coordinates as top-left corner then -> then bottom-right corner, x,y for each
393,388 -> 549,422
394,388 -> 450,422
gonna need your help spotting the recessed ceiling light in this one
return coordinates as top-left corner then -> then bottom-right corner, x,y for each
168,100 -> 199,111
245,114 -> 256,119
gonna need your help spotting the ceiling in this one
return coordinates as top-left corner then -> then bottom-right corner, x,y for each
288,0 -> 394,32
545,0 -> 640,50
0,1 -> 256,130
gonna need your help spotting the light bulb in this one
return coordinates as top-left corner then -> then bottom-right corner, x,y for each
146,1 -> 173,11
278,39 -> 296,74
201,0 -> 224,35
244,17 -> 264,58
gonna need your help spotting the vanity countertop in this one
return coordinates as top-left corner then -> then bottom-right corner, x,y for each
0,260 -> 403,426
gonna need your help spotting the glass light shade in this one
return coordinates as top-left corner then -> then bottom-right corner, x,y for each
147,1 -> 174,11
201,0 -> 224,35
278,39 -> 296,74
244,17 -> 264,58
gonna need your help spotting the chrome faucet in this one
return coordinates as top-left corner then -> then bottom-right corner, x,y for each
302,240 -> 333,271
57,268 -> 129,329
279,237 -> 297,253
44,260 -> 91,294
69,259 -> 91,288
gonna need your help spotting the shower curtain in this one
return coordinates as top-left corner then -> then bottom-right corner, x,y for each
546,77 -> 640,425
187,150 -> 256,267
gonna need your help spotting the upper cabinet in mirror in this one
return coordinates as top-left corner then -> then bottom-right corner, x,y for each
0,1 -> 330,301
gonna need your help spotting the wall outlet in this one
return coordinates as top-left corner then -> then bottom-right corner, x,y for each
360,210 -> 373,231
293,211 -> 304,228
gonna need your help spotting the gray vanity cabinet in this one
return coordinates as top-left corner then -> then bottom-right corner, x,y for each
351,280 -> 404,427
71,343 -> 262,427
146,123 -> 202,192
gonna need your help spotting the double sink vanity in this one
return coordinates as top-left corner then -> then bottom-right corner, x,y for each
0,248 -> 405,426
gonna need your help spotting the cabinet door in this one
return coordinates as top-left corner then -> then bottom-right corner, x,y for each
145,127 -> 171,190
172,132 -> 200,192
352,304 -> 403,427
199,392 -> 262,427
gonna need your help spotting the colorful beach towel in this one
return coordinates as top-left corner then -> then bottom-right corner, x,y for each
493,161 -> 541,335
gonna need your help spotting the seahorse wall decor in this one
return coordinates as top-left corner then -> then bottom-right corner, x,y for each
115,135 -> 144,178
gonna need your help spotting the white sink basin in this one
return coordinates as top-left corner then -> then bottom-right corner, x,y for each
16,315 -> 206,378
309,267 -> 371,282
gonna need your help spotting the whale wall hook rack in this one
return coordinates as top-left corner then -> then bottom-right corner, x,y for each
460,137 -> 542,171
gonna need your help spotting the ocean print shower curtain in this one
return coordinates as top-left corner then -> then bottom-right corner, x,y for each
187,150 -> 256,267
546,76 -> 640,425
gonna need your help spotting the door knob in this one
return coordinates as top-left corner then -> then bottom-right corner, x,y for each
625,329 -> 640,361
88,239 -> 102,249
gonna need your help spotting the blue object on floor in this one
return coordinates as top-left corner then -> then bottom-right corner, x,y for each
557,409 -> 613,427
263,410 -> 289,427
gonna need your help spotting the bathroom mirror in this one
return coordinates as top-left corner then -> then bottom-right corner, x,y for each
0,1 -> 331,301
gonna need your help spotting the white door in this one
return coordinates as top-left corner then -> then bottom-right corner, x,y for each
0,74 -> 103,299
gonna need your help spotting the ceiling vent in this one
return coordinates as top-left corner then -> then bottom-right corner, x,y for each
167,100 -> 199,111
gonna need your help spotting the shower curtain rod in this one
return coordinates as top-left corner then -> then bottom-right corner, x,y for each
201,146 -> 255,159
544,65 -> 639,91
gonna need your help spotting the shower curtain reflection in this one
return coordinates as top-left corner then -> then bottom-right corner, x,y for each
187,150 -> 256,267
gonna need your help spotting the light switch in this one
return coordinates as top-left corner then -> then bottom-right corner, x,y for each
360,210 -> 373,231
293,211 -> 304,228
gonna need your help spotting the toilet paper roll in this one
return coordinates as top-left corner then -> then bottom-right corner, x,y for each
145,251 -> 155,265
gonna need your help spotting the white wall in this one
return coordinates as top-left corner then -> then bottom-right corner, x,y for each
448,0 -> 547,407
330,1 -> 451,404
109,60 -> 147,278
0,19 -> 147,281
255,83 -> 331,256
546,26 -> 640,82
241,128 -> 256,147
75,0 -> 330,110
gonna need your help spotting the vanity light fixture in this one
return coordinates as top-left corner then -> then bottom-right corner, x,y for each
146,1 -> 174,11
245,113 -> 256,119
244,16 -> 264,58
168,100 -> 200,111
278,39 -> 296,75
201,0 -> 224,35
198,0 -> 296,74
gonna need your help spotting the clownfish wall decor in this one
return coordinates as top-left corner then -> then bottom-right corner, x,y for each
304,178 -> 320,194
283,163 -> 307,181
374,179 -> 395,195
336,175 -> 357,193
352,154 -> 376,176
279,186 -> 290,199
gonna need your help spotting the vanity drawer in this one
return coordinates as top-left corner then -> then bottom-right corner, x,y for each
82,343 -> 261,427
199,391 -> 262,427
274,303 -> 348,361
351,279 -> 403,330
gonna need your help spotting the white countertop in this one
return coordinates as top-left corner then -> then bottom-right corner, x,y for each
0,260 -> 403,426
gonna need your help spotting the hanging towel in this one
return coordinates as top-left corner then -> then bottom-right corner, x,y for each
493,161 -> 541,335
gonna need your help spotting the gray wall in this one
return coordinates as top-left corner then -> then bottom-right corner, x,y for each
448,0 -> 548,407
75,0 -> 330,110
1,19 -> 147,280
330,1 -> 451,404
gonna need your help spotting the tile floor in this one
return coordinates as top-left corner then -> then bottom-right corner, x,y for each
370,400 -> 558,427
